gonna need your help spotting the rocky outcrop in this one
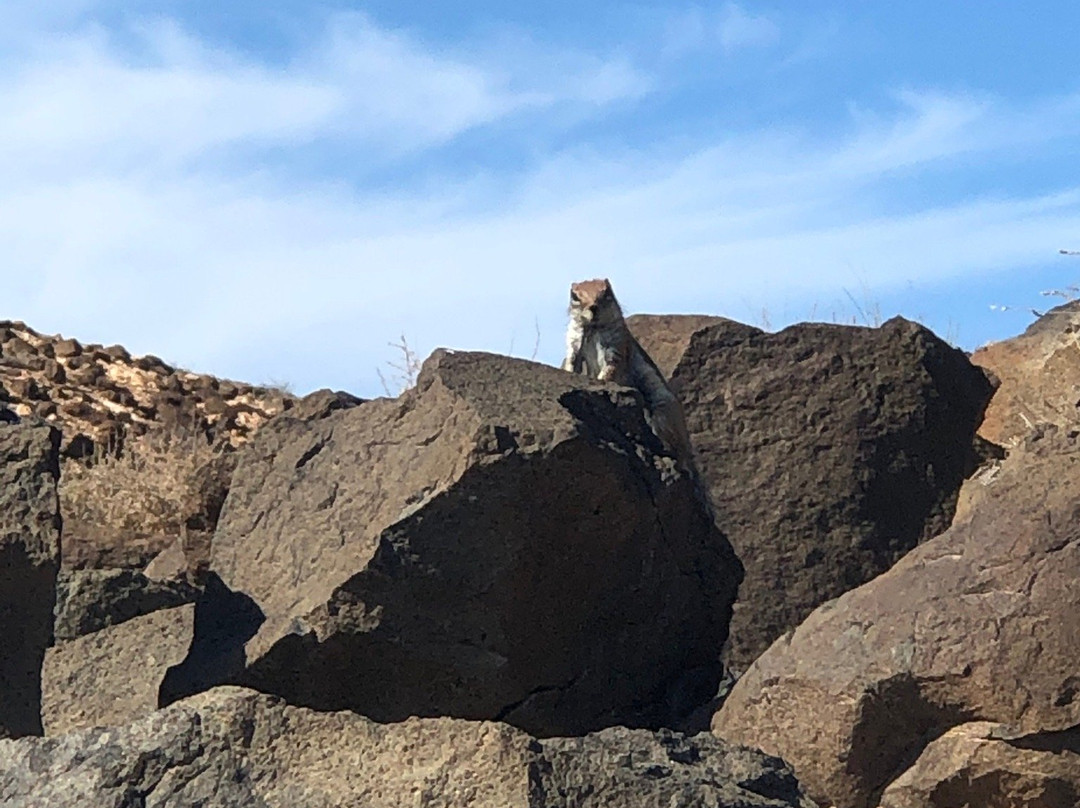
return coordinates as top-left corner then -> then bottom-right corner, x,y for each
628,315 -> 994,671
207,350 -> 740,736
971,299 -> 1080,447
712,425 -> 1080,808
0,686 -> 815,807
877,722 -> 1080,808
42,604 -> 196,736
0,320 -> 294,455
0,419 -> 61,738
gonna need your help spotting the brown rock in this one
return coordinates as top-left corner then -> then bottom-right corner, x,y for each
629,315 -> 995,671
208,350 -> 740,736
102,344 -> 131,362
1,336 -> 37,362
712,425 -> 1080,808
52,338 -> 81,358
0,686 -> 814,807
878,722 -> 1080,808
41,604 -> 196,736
0,421 -> 61,738
972,300 -> 1080,447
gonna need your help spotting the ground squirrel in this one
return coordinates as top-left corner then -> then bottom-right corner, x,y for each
561,278 -> 698,475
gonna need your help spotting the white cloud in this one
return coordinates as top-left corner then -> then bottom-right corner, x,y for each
2,8 -> 1080,395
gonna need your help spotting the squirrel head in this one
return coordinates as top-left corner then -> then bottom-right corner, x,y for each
569,278 -> 622,325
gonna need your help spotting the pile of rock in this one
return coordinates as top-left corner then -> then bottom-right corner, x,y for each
2,303 -> 1078,807
0,320 -> 297,570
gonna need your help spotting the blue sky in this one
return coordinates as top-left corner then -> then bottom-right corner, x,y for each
2,2 -> 1079,396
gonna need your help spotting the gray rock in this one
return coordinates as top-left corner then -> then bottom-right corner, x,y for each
53,568 -> 198,641
42,604 -> 196,736
0,420 -> 61,738
0,686 -> 814,807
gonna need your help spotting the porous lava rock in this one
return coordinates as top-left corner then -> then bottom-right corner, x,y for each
0,419 -> 61,738
712,425 -> 1080,808
42,604 -> 196,736
628,315 -> 994,670
208,350 -> 740,736
53,567 -> 198,642
0,686 -> 815,807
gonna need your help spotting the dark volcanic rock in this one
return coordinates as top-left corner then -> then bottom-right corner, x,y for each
629,315 -> 995,670
53,568 -> 198,641
42,604 -> 196,736
287,388 -> 364,421
713,425 -> 1080,808
0,421 -> 61,738
209,350 -> 740,736
0,686 -> 814,807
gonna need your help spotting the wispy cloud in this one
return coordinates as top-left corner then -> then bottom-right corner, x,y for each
2,6 -> 1079,394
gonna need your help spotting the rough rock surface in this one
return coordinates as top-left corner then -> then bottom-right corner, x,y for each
713,425 -> 1080,808
0,686 -> 814,807
628,315 -> 994,670
971,300 -> 1080,447
0,419 -> 61,738
209,350 -> 740,736
42,604 -> 196,736
878,722 -> 1080,808
53,568 -> 198,641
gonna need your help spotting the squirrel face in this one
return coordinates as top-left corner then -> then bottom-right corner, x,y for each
569,278 -> 622,326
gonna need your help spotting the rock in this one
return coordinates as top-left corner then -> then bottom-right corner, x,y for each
41,604 -> 196,736
143,537 -> 189,582
712,425 -> 1080,808
287,388 -> 364,421
541,726 -> 815,807
0,686 -> 814,807
53,568 -> 198,642
628,315 -> 995,671
971,300 -> 1080,447
0,421 -> 61,738
0,322 -> 295,571
877,721 -> 1080,808
209,350 -> 740,736
52,338 -> 81,358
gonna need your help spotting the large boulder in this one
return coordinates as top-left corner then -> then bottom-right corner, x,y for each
208,350 -> 740,736
0,686 -> 814,807
712,425 -> 1080,808
628,315 -> 994,670
42,604 -> 196,736
877,722 -> 1080,808
971,300 -> 1080,447
0,419 -> 62,738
